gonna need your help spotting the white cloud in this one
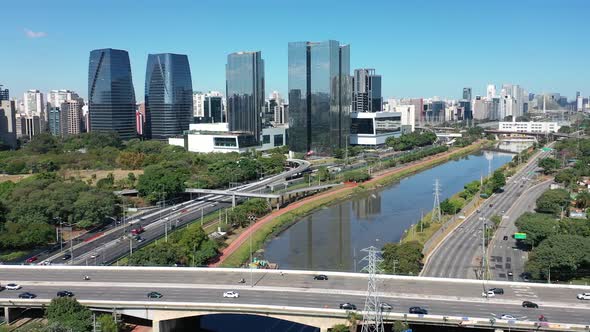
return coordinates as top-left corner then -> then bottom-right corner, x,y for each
24,28 -> 47,38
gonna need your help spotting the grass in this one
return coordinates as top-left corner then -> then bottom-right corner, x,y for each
220,141 -> 489,267
0,250 -> 29,262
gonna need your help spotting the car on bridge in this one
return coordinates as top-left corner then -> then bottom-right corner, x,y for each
313,274 -> 328,280
57,290 -> 74,297
489,287 -> 504,294
5,283 -> 21,290
380,302 -> 392,311
62,254 -> 71,260
147,291 -> 163,299
482,290 -> 495,297
339,303 -> 357,310
577,292 -> 590,300
25,256 -> 38,264
18,292 -> 36,299
500,314 -> 516,320
223,291 -> 239,298
409,306 -> 428,314
522,301 -> 538,308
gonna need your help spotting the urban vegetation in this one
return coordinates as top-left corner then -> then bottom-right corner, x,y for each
385,131 -> 437,151
382,241 -> 423,275
515,137 -> 590,282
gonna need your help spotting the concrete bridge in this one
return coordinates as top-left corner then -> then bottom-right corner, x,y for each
1,266 -> 589,331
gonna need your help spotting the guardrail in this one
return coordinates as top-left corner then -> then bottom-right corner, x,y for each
0,300 -> 587,331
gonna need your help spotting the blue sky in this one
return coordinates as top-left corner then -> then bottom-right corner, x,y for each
1,0 -> 589,101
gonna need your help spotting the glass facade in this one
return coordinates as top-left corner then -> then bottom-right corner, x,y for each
353,69 -> 382,112
88,48 -> 137,140
375,116 -> 401,134
288,40 -> 351,155
226,51 -> 264,143
204,96 -> 223,123
48,107 -> 61,136
145,53 -> 193,140
350,118 -> 374,134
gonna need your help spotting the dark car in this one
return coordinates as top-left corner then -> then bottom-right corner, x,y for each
147,291 -> 163,299
489,288 -> 504,295
339,303 -> 357,310
503,235 -> 508,240
409,306 -> 428,314
57,291 -> 74,297
62,254 -> 72,260
18,292 -> 36,299
314,274 -> 328,280
522,301 -> 539,308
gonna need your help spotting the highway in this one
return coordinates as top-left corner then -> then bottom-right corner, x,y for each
29,159 -> 310,267
422,146 -> 553,279
1,267 -> 589,326
488,179 -> 552,281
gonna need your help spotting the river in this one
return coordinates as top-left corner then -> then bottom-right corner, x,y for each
262,150 -> 514,272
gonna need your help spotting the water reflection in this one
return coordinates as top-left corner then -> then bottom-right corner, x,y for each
263,151 -> 513,271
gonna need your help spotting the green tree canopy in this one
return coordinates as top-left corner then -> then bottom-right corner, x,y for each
538,157 -> 561,175
45,297 -> 92,332
535,189 -> 571,215
514,212 -> 559,247
137,161 -> 191,202
382,241 -> 423,275
525,234 -> 590,281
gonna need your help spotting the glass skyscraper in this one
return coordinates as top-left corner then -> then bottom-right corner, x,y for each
353,68 -> 382,113
145,53 -> 193,140
288,40 -> 351,155
226,51 -> 264,143
88,48 -> 136,140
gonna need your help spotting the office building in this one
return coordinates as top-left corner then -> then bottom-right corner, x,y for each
353,69 -> 382,112
88,48 -> 137,139
288,40 -> 351,155
0,85 -> 8,101
47,90 -> 80,108
499,121 -> 560,134
459,100 -> 472,120
462,87 -> 472,101
226,51 -> 264,143
48,107 -> 62,136
0,100 -> 17,149
144,53 -> 193,140
577,95 -> 584,112
350,109 -> 414,146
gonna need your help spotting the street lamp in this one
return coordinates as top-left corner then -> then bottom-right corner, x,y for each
247,214 -> 257,287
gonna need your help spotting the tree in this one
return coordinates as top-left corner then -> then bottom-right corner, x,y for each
536,189 -> 570,215
490,170 -> 506,193
555,169 -> 579,188
538,157 -> 561,175
576,191 -> 590,209
525,234 -> 590,281
382,241 -> 423,275
45,297 -> 92,332
392,321 -> 410,332
440,197 -> 464,215
97,314 -> 119,332
330,324 -> 349,332
137,161 -> 191,202
318,166 -> 331,181
514,212 -> 559,247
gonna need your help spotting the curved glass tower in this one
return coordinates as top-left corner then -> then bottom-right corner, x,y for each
88,48 -> 136,140
145,53 -> 193,140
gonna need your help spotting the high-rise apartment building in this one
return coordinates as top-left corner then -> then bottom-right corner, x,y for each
226,51 -> 264,142
61,99 -> 84,136
288,40 -> 351,155
0,100 -> 17,149
88,48 -> 136,139
486,84 -> 496,100
462,87 -> 472,101
353,69 -> 382,112
144,53 -> 193,140
47,90 -> 80,108
192,92 -> 205,117
24,90 -> 45,119
0,85 -> 9,101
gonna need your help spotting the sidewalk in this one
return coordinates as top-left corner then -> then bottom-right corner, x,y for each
211,143 -> 482,266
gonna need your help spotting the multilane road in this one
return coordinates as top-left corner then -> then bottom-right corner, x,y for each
422,147 -> 553,279
32,159 -> 310,266
1,267 -> 589,325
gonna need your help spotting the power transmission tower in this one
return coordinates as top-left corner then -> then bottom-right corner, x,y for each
360,246 -> 384,332
431,178 -> 442,224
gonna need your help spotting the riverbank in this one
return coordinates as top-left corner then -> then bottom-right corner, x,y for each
214,140 -> 491,268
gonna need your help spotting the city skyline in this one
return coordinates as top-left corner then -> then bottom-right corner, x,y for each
2,0 -> 589,101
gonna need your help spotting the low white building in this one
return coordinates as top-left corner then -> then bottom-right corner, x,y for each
350,110 -> 414,146
498,121 -> 561,134
168,123 -> 286,153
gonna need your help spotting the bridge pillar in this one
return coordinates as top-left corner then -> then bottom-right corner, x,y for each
232,194 -> 236,207
3,307 -> 22,325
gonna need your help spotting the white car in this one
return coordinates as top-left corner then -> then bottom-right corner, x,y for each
37,261 -> 51,266
223,291 -> 239,298
500,314 -> 515,320
482,291 -> 495,298
577,292 -> 590,300
5,283 -> 21,290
